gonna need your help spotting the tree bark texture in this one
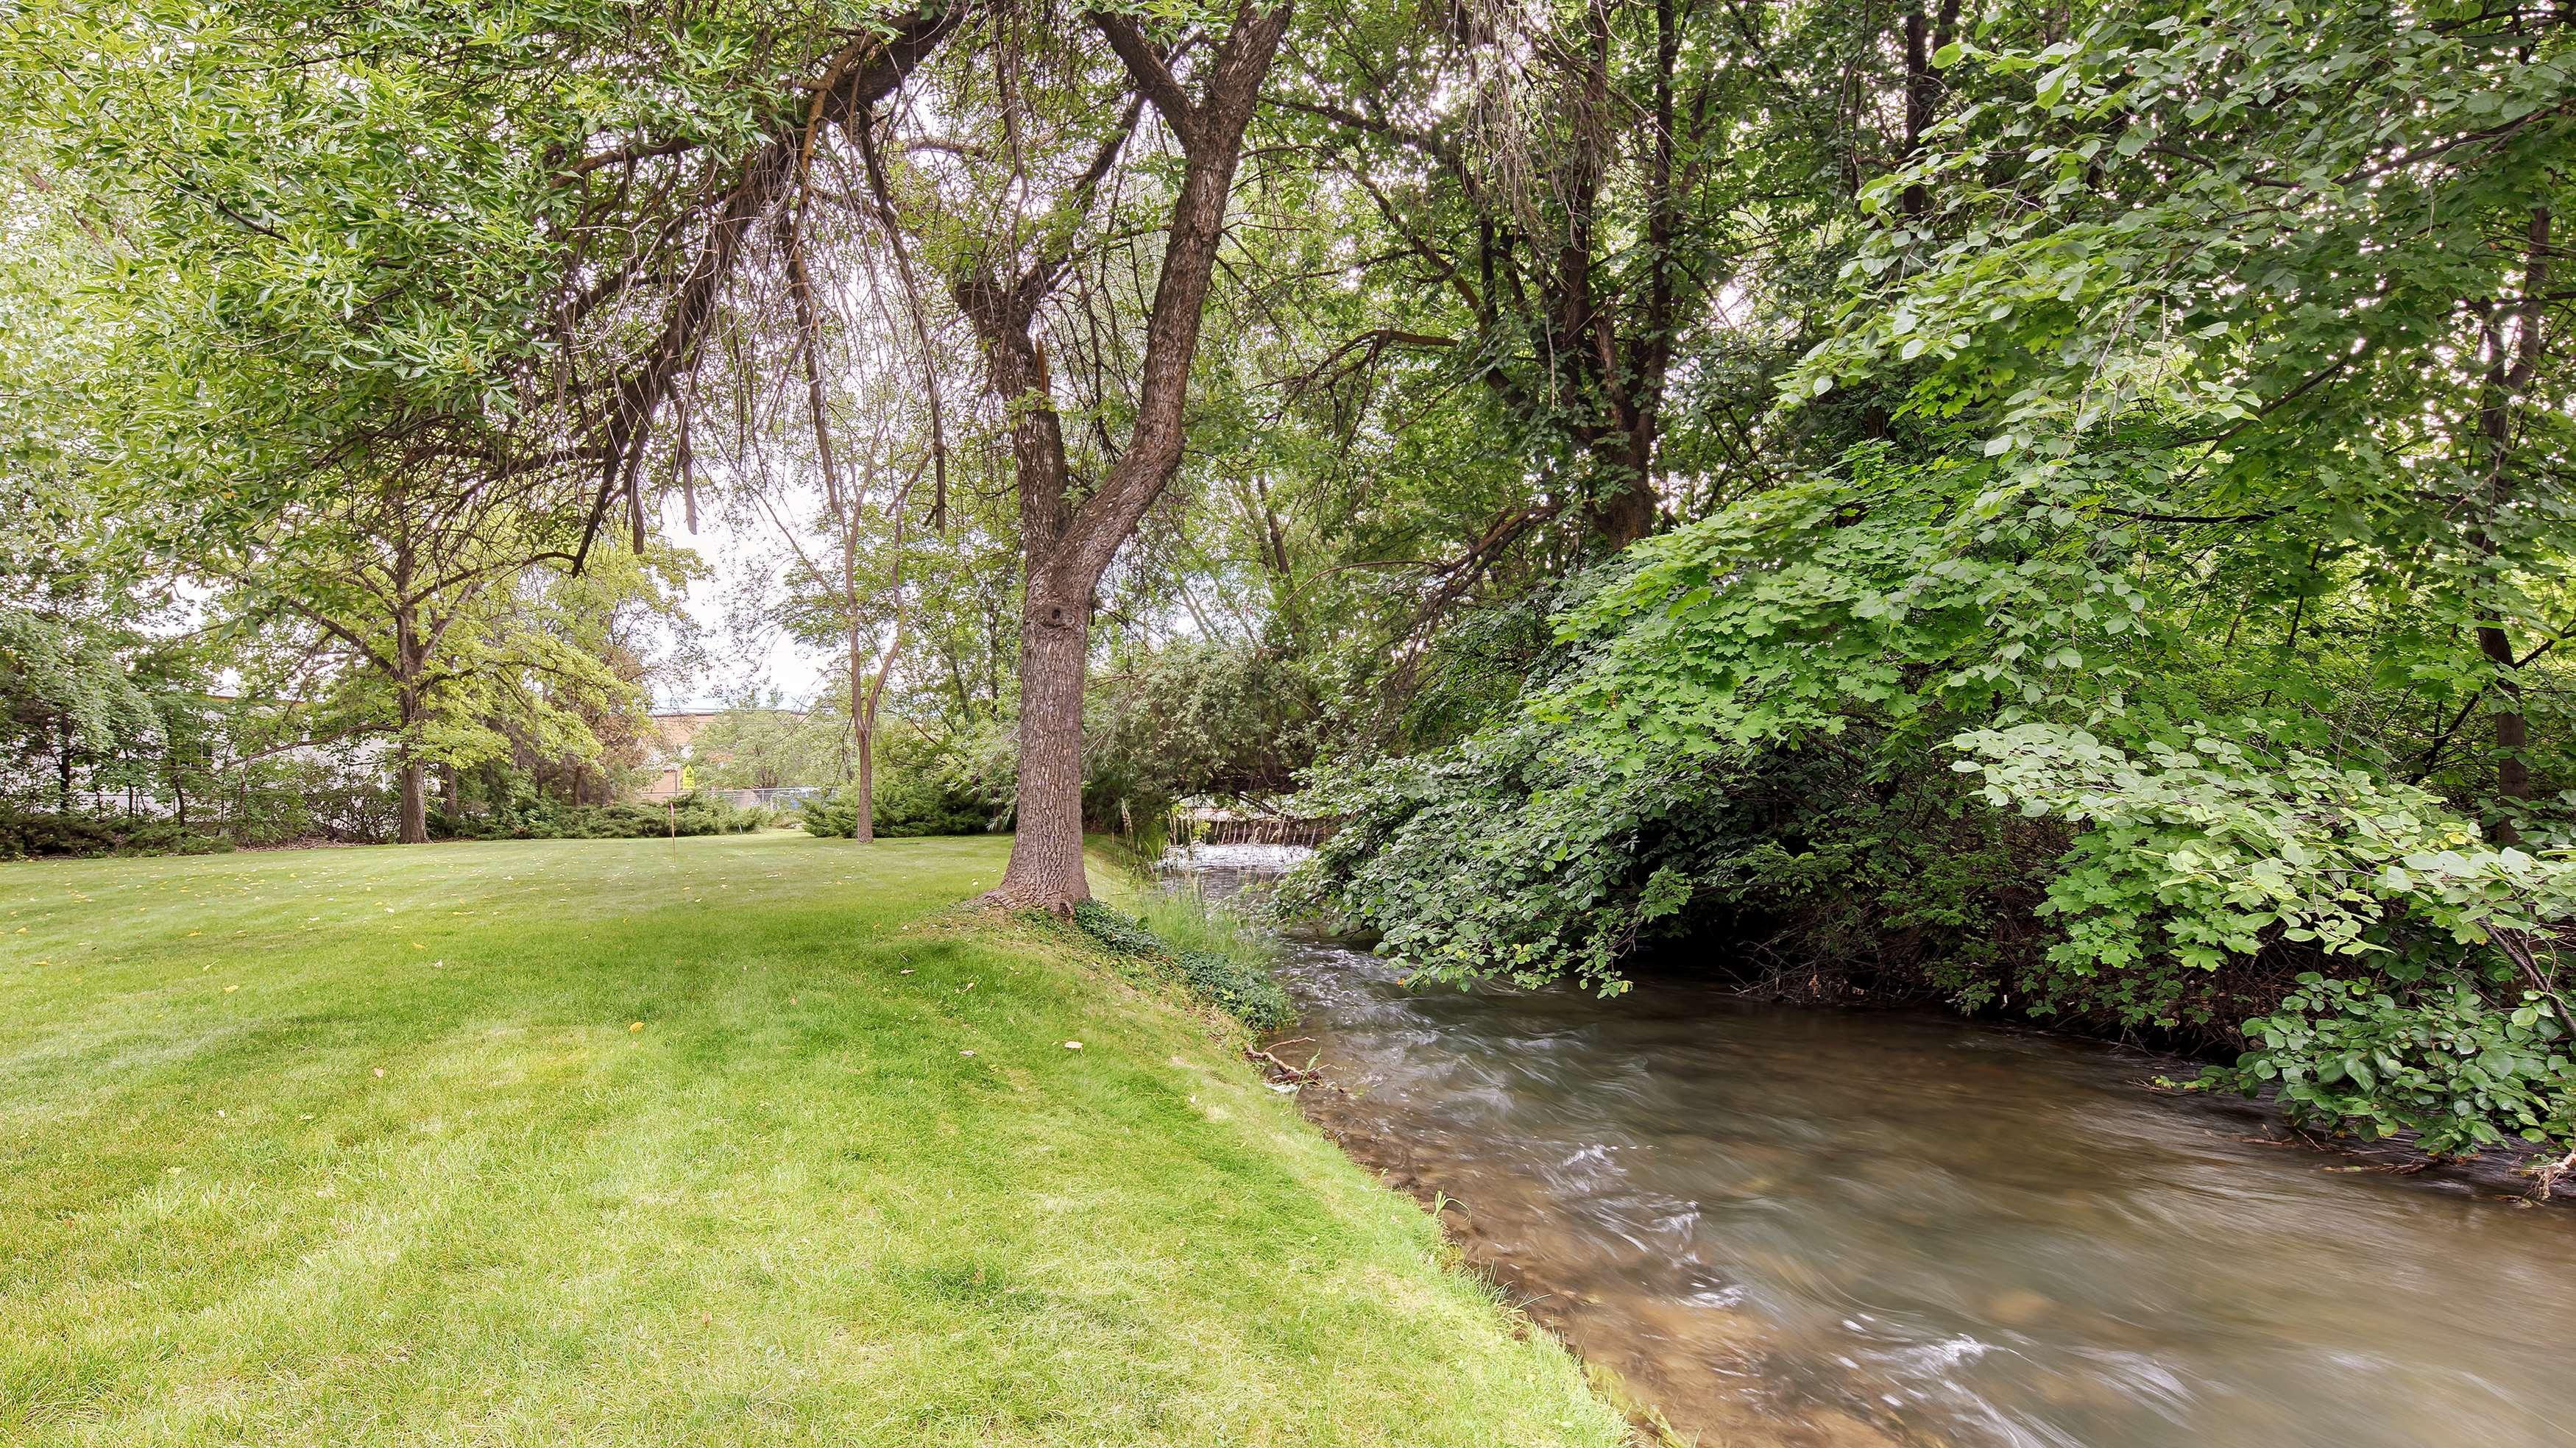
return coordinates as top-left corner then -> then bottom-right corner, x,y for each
2475,207 -> 2550,839
961,0 -> 1292,910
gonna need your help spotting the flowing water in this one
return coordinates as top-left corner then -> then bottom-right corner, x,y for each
1167,845 -> 2576,1448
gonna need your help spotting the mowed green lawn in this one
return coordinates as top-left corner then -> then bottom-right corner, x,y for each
0,833 -> 1630,1447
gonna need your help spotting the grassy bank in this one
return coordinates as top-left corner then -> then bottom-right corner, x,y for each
0,833 -> 1630,1447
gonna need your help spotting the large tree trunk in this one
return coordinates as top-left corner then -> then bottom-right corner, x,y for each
393,584 -> 430,845
2474,207 -> 2550,841
1002,574 -> 1091,901
397,756 -> 428,843
970,306 -> 1080,901
963,0 -> 1291,911
394,690 -> 428,844
849,619 -> 877,844
1554,0 -> 1685,553
1585,434 -> 1660,547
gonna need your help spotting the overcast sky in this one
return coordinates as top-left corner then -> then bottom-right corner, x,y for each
652,492 -> 827,712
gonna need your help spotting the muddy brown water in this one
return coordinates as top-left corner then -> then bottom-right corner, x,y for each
1166,845 -> 2576,1448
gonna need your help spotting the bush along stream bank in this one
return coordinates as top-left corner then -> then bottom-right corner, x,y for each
1069,897 -> 1296,1032
1284,712 -> 2576,1197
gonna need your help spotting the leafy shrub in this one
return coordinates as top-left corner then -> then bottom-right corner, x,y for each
798,778 -> 990,839
1083,639 -> 1328,826
2210,973 -> 2574,1157
874,770 -> 992,837
1071,899 -> 1292,1030
433,792 -> 765,841
1284,719 -> 1774,993
0,806 -> 230,859
1172,948 -> 1293,1032
1957,723 -> 2576,997
1072,899 -> 1163,955
797,798 -> 856,839
1958,720 -> 2576,1160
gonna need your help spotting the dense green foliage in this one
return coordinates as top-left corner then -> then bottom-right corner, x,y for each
1072,898 -> 1294,1031
1289,0 -> 2576,1174
2237,972 -> 2572,1158
799,784 -> 987,840
0,806 -> 230,861
793,725 -> 1003,838
431,792 -> 773,842
1083,641 -> 1328,826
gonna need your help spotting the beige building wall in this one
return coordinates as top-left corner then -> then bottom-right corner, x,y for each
634,711 -> 721,803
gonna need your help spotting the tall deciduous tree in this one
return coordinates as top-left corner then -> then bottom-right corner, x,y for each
859,0 -> 1292,906
222,469 -> 683,842
997,4 -> 1289,906
736,375 -> 930,841
1281,0 -> 1880,552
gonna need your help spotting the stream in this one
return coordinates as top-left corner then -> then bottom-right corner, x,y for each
1166,845 -> 2576,1448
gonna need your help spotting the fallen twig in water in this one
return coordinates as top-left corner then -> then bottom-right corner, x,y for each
2529,1149 -> 2576,1202
1247,1046 -> 1321,1081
